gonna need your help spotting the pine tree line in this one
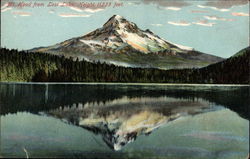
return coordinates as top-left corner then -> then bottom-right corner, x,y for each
0,47 -> 249,84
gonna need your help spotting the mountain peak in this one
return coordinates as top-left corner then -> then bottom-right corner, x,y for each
112,14 -> 123,20
103,15 -> 137,31
103,15 -> 124,26
31,15 -> 223,70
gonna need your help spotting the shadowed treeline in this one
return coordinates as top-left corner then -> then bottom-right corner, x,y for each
0,84 -> 249,120
0,47 -> 249,84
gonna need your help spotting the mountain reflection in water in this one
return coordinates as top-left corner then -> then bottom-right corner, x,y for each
1,84 -> 248,119
0,83 -> 249,157
44,96 -> 216,150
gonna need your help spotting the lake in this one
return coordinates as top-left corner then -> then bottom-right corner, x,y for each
0,83 -> 249,159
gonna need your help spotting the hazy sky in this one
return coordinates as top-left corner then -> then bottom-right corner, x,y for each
1,0 -> 249,58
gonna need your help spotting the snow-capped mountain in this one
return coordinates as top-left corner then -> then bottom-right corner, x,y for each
31,15 -> 223,69
81,15 -> 193,54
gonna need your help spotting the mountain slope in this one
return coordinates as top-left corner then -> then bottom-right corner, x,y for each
30,15 -> 223,69
195,46 -> 250,84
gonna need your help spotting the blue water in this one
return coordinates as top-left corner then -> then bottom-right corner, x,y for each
0,83 -> 249,158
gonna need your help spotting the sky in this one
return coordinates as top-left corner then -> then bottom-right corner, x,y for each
1,0 -> 249,58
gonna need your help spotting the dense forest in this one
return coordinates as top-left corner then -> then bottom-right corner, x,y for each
0,47 -> 249,84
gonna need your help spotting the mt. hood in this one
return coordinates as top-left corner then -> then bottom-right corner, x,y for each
31,15 -> 223,69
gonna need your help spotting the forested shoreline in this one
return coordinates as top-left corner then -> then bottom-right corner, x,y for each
0,47 -> 249,84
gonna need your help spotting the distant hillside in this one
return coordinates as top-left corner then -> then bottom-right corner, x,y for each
0,47 -> 249,84
196,47 -> 250,84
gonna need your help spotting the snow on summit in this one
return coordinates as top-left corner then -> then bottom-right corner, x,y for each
31,15 -> 223,70
92,14 -> 193,53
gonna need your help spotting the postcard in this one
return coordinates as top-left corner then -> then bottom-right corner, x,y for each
0,0 -> 249,158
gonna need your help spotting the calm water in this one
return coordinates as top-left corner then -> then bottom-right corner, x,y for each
0,83 -> 249,159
